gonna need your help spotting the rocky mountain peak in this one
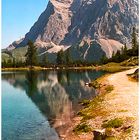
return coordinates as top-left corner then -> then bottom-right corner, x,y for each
5,0 -> 138,62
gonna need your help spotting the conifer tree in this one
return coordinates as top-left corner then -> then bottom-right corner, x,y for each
66,48 -> 72,65
25,40 -> 38,68
132,27 -> 138,50
131,27 -> 138,56
42,53 -> 48,67
56,49 -> 65,65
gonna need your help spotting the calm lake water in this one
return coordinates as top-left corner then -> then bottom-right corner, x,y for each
2,70 -> 105,140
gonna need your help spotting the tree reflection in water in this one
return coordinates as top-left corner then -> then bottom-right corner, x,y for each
2,70 -> 105,138
25,70 -> 38,96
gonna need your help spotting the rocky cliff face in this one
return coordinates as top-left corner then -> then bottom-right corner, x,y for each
6,0 -> 139,62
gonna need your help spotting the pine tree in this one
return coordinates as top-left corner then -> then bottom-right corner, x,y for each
122,44 -> 129,60
2,60 -> 6,68
56,49 -> 65,65
7,59 -> 12,67
132,27 -> 138,50
66,48 -> 72,65
12,57 -> 16,67
25,40 -> 38,68
123,44 -> 127,53
112,51 -> 115,57
115,50 -> 122,62
100,55 -> 108,64
131,27 -> 139,56
42,53 -> 48,67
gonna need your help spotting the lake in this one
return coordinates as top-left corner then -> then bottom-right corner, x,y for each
2,70 -> 105,140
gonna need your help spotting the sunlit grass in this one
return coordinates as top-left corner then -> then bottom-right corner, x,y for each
100,62 -> 130,73
102,118 -> 123,128
73,123 -> 92,134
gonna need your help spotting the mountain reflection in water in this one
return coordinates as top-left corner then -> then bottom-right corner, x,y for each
2,70 -> 105,139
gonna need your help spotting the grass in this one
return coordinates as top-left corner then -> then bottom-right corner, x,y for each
89,80 -> 101,89
118,109 -> 128,112
77,95 -> 108,123
2,67 -> 29,71
100,62 -> 130,73
76,89 -> 110,126
79,99 -> 91,106
124,127 -> 132,134
100,57 -> 138,73
2,57 -> 137,72
105,128 -> 115,136
102,118 -> 123,128
105,85 -> 114,93
1,66 -> 54,71
75,79 -> 114,132
77,110 -> 93,122
73,123 -> 92,134
105,136 -> 118,140
120,56 -> 138,66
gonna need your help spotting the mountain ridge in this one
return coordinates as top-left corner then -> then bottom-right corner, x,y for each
3,0 -> 139,62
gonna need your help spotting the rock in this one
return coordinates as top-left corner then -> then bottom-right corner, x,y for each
5,0 -> 138,62
85,82 -> 89,86
93,129 -> 105,140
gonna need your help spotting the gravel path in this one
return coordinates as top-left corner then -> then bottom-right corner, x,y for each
104,68 -> 139,139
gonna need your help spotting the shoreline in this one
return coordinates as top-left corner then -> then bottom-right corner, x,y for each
2,66 -> 138,139
1,67 -> 96,71
61,68 -> 138,140
1,65 -> 134,72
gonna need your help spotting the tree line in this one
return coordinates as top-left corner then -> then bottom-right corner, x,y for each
100,27 -> 139,64
2,27 -> 138,68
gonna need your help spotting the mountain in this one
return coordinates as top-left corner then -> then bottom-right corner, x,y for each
3,0 -> 138,62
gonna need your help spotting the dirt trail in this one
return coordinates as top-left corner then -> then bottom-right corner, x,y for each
106,68 -> 138,118
102,68 -> 139,139
63,68 -> 139,140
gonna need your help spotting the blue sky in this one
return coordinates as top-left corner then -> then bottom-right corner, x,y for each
2,0 -> 49,48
